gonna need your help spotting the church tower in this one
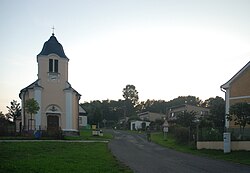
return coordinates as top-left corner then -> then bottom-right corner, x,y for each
19,33 -> 81,136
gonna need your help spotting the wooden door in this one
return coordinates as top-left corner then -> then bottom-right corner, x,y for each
47,115 -> 59,131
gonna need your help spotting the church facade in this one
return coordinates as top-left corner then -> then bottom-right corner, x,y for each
19,33 -> 81,135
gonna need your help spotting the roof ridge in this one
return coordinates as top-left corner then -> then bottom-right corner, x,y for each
221,61 -> 250,89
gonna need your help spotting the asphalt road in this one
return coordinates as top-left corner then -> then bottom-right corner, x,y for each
108,130 -> 250,173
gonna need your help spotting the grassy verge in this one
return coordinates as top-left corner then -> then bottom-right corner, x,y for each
151,132 -> 250,166
0,142 -> 132,173
0,129 -> 113,141
64,129 -> 113,140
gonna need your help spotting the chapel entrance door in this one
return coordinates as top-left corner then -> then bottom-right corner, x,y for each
47,115 -> 59,132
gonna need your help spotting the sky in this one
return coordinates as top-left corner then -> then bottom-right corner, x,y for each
1,0 -> 250,113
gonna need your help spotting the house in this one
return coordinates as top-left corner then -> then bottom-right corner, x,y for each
198,61 -> 250,151
79,105 -> 88,128
19,33 -> 81,136
168,104 -> 209,120
138,111 -> 166,122
221,61 -> 250,128
130,120 -> 150,131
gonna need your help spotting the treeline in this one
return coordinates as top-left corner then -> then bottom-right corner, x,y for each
81,95 -> 225,128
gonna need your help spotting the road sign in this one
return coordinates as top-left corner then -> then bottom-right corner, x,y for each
163,127 -> 168,133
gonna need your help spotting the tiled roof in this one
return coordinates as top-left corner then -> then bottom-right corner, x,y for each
37,34 -> 68,59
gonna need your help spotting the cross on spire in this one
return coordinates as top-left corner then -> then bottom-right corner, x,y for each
52,26 -> 55,36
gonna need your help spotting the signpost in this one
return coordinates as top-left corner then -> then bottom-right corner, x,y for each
163,126 -> 168,140
163,119 -> 169,140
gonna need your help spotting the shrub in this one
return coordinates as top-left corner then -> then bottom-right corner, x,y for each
203,128 -> 221,141
174,126 -> 189,144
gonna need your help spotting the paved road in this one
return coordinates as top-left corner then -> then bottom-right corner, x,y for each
108,130 -> 250,173
0,140 -> 109,143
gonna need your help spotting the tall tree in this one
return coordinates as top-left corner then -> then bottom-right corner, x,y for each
25,98 -> 40,130
122,84 -> 139,117
122,84 -> 139,106
6,100 -> 21,132
6,100 -> 21,122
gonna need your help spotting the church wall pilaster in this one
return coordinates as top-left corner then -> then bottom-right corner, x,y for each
65,90 -> 73,130
34,86 -> 42,129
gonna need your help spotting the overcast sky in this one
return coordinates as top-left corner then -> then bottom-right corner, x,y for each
1,0 -> 250,113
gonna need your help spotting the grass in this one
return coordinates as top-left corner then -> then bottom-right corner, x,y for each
0,130 -> 132,173
151,132 -> 250,165
64,129 -> 113,141
0,141 -> 132,173
0,129 -> 113,141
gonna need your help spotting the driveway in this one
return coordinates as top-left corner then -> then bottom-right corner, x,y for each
108,130 -> 250,173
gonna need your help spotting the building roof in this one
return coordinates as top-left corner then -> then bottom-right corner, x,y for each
221,61 -> 250,89
138,111 -> 165,116
19,80 -> 42,99
168,104 -> 186,110
64,81 -> 81,97
168,104 -> 209,111
79,105 -> 87,115
37,34 -> 68,59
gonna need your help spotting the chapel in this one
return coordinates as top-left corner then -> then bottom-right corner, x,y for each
19,33 -> 81,135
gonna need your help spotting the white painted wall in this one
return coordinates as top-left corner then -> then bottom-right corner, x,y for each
79,116 -> 87,127
130,121 -> 150,130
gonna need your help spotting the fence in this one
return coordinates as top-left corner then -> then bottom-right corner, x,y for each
0,124 -> 63,138
0,124 -> 15,136
197,127 -> 250,141
227,128 -> 250,141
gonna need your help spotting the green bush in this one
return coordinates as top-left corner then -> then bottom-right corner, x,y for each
174,126 -> 189,144
198,127 -> 222,141
204,128 -> 221,141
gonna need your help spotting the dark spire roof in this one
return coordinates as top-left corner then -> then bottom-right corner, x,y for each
37,34 -> 68,58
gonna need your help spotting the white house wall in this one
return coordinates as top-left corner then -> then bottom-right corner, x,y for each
225,88 -> 230,128
34,86 -> 42,129
65,90 -> 73,130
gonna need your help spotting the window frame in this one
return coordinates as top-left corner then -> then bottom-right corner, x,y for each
49,59 -> 59,73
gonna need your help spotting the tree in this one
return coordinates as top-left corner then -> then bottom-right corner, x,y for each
6,100 -> 21,122
81,100 -> 103,126
122,84 -> 139,106
0,111 -> 11,136
140,99 -> 168,114
0,111 -> 5,118
203,96 -> 225,128
167,96 -> 202,108
174,111 -> 197,129
6,100 -> 21,132
227,102 -> 250,137
25,98 -> 40,130
172,111 -> 197,143
122,85 -> 139,117
0,111 -> 7,123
